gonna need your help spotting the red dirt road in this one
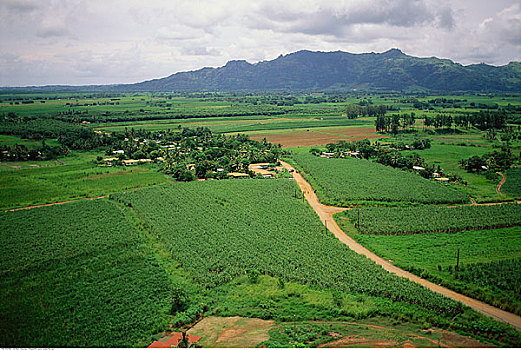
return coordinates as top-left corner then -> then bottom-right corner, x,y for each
5,196 -> 107,212
281,160 -> 521,332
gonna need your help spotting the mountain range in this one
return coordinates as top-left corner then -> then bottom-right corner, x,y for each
5,49 -> 521,92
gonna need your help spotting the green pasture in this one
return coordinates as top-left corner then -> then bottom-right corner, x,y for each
0,151 -> 168,209
0,135 -> 61,148
337,213 -> 521,316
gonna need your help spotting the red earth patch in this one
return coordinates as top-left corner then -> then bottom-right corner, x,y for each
148,332 -> 202,348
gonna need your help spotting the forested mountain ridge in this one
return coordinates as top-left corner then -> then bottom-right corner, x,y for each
124,49 -> 521,92
2,49 -> 520,92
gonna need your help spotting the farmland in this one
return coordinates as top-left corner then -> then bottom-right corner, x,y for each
113,180 -> 459,311
112,179 -> 521,344
336,221 -> 521,316
344,203 -> 521,234
0,200 -> 173,347
1,91 -> 521,347
503,167 -> 521,197
0,152 -> 167,209
288,148 -> 469,206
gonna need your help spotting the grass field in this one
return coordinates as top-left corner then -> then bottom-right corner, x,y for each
0,151 -> 168,209
0,134 -> 61,148
336,213 -> 521,316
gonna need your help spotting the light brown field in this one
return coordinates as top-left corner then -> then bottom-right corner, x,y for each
249,127 -> 385,148
187,316 -> 274,348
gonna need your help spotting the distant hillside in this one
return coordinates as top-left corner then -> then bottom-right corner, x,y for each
123,49 -> 521,92
2,49 -> 521,92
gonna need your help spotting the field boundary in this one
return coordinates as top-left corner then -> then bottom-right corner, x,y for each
3,195 -> 107,212
280,160 -> 521,332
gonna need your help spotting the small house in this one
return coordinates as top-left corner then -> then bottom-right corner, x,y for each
321,152 -> 335,158
227,172 -> 249,178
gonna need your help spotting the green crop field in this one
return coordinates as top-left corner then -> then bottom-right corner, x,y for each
335,218 -> 521,316
288,148 -> 469,206
2,91 -> 521,347
344,203 -> 521,234
0,200 -> 173,347
113,179 -> 461,314
503,167 -> 521,198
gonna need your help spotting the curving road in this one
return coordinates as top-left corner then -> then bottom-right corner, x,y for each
496,172 -> 506,196
281,160 -> 521,331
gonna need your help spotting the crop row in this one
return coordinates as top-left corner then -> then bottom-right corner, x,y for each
346,203 -> 521,234
114,179 -> 464,317
0,200 -> 172,347
290,149 -> 468,205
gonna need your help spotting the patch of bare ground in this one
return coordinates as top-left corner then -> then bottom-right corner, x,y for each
316,323 -> 490,348
187,316 -> 274,348
250,127 -> 385,148
436,329 -> 491,347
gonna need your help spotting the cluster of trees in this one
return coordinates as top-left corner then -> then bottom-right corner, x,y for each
424,111 -> 507,130
376,110 -> 509,134
346,104 -> 387,119
0,141 -> 69,161
375,113 -> 416,133
0,113 -> 113,152
104,126 -> 282,181
460,149 -> 516,174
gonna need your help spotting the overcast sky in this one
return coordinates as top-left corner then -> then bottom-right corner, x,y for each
1,0 -> 520,86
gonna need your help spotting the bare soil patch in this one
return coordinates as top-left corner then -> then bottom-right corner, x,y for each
187,316 -> 274,348
250,127 -> 385,148
319,335 -> 400,348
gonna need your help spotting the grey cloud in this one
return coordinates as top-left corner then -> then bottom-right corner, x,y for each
1,0 -> 39,13
37,25 -> 70,38
183,47 -> 220,56
479,4 -> 521,46
0,0 -> 519,86
436,7 -> 455,29
250,0 -> 450,37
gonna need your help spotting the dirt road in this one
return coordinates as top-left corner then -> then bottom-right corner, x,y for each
281,160 -> 521,331
497,172 -> 506,196
4,195 -> 107,212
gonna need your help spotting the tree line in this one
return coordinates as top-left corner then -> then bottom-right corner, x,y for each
376,110 -> 508,134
